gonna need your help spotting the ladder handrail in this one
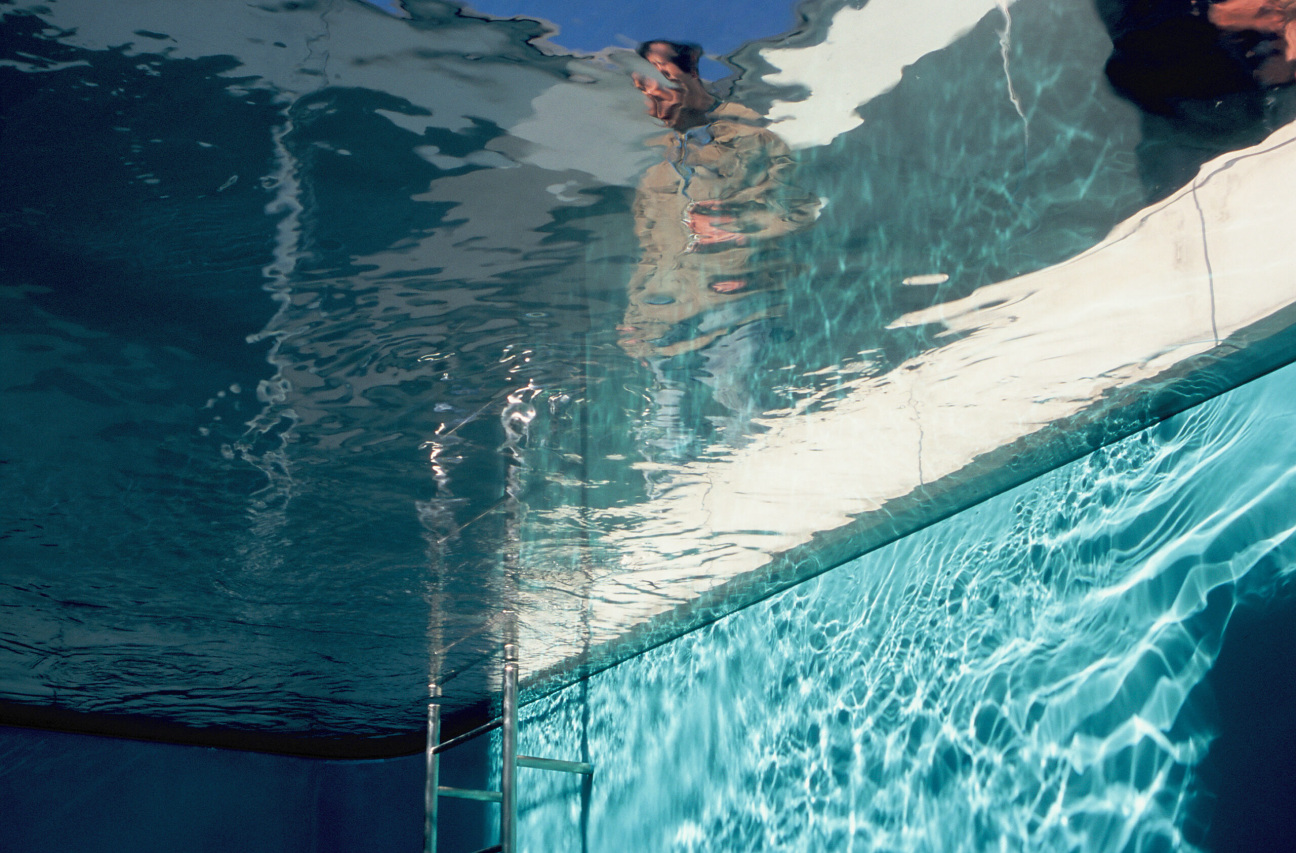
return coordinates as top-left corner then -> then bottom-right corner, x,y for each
427,639 -> 593,853
500,643 -> 519,853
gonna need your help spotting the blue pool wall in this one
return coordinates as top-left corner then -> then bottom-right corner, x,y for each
0,725 -> 438,853
503,359 -> 1296,852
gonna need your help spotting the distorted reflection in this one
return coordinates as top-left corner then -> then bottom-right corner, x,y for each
8,0 -> 1296,752
1210,0 -> 1296,82
618,40 -> 819,465
1102,0 -> 1296,199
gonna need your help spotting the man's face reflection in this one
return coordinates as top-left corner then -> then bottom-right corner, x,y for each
633,42 -> 710,131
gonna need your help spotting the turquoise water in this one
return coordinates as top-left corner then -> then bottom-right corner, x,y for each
504,358 -> 1296,851
3,7 -> 1296,850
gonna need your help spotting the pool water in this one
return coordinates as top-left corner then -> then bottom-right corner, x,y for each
5,0 -> 1295,732
2,0 -> 1296,849
505,357 -> 1296,852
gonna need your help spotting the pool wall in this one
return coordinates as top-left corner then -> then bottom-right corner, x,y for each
504,359 -> 1296,852
0,725 -> 444,852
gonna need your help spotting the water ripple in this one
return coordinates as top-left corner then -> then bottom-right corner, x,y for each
510,361 -> 1296,851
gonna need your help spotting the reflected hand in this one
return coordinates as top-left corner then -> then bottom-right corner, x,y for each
685,200 -> 747,246
1208,0 -> 1290,33
634,72 -> 681,124
1209,0 -> 1296,84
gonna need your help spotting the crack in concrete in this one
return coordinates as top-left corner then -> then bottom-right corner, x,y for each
1190,179 -> 1220,346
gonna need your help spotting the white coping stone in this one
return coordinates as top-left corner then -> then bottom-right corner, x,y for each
521,120 -> 1296,683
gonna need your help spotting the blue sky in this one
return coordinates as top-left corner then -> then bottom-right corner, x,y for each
363,0 -> 802,78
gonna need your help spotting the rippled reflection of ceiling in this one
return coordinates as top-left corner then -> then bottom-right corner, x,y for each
2,0 -> 1295,753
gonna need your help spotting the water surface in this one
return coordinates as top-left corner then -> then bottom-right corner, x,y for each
1,0 -> 1294,745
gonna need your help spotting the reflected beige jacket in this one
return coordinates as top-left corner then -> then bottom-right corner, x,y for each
620,103 -> 819,359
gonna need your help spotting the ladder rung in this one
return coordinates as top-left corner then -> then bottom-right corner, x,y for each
438,785 -> 502,803
427,630 -> 594,853
431,717 -> 503,755
517,755 -> 594,776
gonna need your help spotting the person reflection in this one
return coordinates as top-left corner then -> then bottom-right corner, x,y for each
1101,0 -> 1296,200
618,40 -> 819,465
1209,0 -> 1296,83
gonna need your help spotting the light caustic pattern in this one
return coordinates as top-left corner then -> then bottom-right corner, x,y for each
504,362 -> 1296,852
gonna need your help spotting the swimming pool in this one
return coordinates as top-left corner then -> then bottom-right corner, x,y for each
503,356 -> 1296,852
2,0 -> 1295,849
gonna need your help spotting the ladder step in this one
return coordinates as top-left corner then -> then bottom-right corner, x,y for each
431,717 -> 503,755
438,785 -> 502,803
517,755 -> 594,776
427,631 -> 593,853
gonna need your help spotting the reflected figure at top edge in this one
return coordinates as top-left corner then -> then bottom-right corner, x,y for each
618,40 -> 820,466
1100,0 -> 1296,200
1208,0 -> 1296,83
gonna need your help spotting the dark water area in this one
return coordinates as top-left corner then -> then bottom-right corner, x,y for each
1192,582 -> 1296,852
0,723 -> 428,853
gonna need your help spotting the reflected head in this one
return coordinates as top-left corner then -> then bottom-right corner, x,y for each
632,39 -> 712,130
637,40 -> 703,79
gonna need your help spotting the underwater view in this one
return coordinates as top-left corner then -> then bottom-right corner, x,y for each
506,358 -> 1296,852
2,0 -> 1295,849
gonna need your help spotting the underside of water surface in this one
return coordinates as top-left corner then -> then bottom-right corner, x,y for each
2,0 -> 1296,850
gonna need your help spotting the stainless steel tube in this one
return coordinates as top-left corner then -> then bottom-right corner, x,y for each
425,697 -> 441,853
430,717 -> 503,755
500,642 -> 519,853
438,786 -> 503,803
516,755 -> 594,776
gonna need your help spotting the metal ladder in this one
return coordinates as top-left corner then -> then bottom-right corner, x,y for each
425,642 -> 593,853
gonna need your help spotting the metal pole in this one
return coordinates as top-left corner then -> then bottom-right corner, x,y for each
500,642 -> 519,853
516,755 -> 594,775
430,717 -> 503,755
425,694 -> 441,853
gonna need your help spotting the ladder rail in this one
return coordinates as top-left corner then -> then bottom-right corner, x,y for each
425,696 -> 440,853
500,642 -> 519,853
426,638 -> 592,853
